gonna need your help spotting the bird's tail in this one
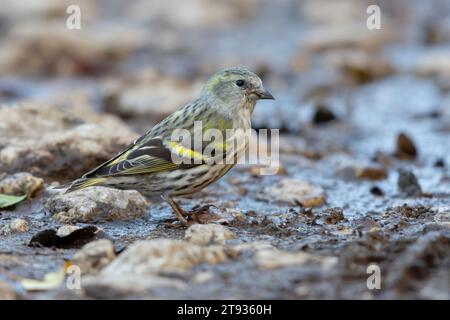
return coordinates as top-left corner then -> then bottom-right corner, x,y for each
64,177 -> 108,193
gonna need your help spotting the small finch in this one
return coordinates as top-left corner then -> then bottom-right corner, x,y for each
66,67 -> 274,225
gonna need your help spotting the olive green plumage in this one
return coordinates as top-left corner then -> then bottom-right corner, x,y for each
67,67 -> 274,225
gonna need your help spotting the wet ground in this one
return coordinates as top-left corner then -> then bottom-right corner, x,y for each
0,0 -> 449,299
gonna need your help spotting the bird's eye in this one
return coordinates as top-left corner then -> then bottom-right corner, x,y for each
235,79 -> 245,87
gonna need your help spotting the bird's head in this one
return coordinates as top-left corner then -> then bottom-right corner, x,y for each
202,67 -> 274,112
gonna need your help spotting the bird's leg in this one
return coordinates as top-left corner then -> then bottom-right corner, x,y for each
189,204 -> 218,215
161,194 -> 188,226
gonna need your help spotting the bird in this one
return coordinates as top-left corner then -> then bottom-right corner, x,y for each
66,67 -> 274,225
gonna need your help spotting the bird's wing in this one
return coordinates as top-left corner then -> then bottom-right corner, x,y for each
82,136 -> 202,179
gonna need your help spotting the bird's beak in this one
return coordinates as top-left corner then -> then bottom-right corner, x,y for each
257,88 -> 275,100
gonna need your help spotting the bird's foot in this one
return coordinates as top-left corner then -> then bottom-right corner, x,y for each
162,219 -> 187,229
184,204 -> 219,224
189,204 -> 218,215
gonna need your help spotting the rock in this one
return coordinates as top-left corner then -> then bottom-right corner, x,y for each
0,21 -> 144,76
0,280 -> 19,300
312,104 -> 338,124
370,186 -> 384,197
9,218 -> 29,232
73,239 -> 116,275
0,172 -> 44,196
320,207 -> 345,224
354,216 -> 382,234
255,249 -> 338,270
395,133 -> 418,160
434,211 -> 450,228
0,218 -> 29,235
398,170 -> 422,197
423,21 -> 450,45
185,206 -> 248,226
392,204 -> 430,219
184,224 -> 236,245
301,24 -> 393,53
29,226 -> 110,249
434,159 -> 445,168
262,178 -> 327,207
56,225 -> 82,237
192,271 -> 215,284
82,274 -> 186,299
103,70 -> 203,120
415,48 -> 450,76
418,268 -> 450,300
385,232 -> 450,291
335,50 -> 395,84
356,167 -> 388,180
45,187 -> 148,223
102,239 -> 234,276
231,242 -> 274,254
0,103 -> 138,180
128,0 -> 257,29
335,157 -> 388,181
372,151 -> 392,167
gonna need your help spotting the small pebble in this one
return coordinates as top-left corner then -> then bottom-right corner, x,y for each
10,218 -> 29,233
398,169 -> 422,197
395,133 -> 418,160
370,186 -> 384,197
434,159 -> 445,168
0,218 -> 29,235
312,104 -> 337,124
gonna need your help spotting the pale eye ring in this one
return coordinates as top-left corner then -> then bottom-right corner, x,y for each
235,79 -> 245,87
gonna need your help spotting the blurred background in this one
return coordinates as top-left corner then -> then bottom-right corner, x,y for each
1,0 -> 449,129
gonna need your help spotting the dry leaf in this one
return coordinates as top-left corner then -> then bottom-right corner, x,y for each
20,261 -> 73,291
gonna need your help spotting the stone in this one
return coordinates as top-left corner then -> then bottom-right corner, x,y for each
184,224 -> 236,245
192,271 -> 215,284
103,70 -> 203,120
415,48 -> 450,76
0,172 -> 44,196
128,0 -> 258,29
263,178 -> 327,207
231,242 -> 274,254
301,24 -> 393,53
29,226 -> 109,249
82,274 -> 186,299
335,158 -> 388,181
320,207 -> 345,224
9,218 -> 29,233
45,187 -> 148,223
0,218 -> 29,235
356,167 -> 388,180
385,232 -> 450,291
0,103 -> 138,180
255,249 -> 338,270
73,239 -> 116,275
0,21 -> 143,76
395,133 -> 418,160
102,239 -> 234,276
56,225 -> 82,237
370,186 -> 384,197
397,170 -> 422,197
312,104 -> 338,124
324,49 -> 395,84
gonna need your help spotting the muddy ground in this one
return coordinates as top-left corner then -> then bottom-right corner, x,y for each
0,0 -> 449,299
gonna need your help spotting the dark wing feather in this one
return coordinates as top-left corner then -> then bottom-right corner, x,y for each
82,136 -> 200,179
